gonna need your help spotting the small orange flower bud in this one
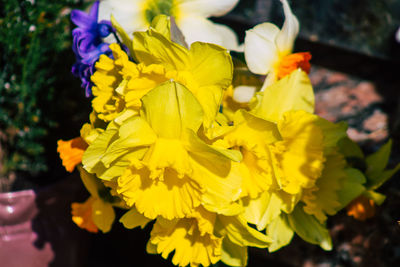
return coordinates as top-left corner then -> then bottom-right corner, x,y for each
346,195 -> 376,221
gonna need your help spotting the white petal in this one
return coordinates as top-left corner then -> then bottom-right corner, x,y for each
211,22 -> 241,51
233,86 -> 256,103
178,0 -> 239,18
244,23 -> 279,75
177,16 -> 238,50
276,0 -> 299,53
249,22 -> 280,42
99,0 -> 147,36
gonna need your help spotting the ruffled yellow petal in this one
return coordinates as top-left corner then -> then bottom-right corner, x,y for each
91,44 -> 128,121
215,111 -> 280,199
142,138 -> 192,179
149,209 -> 222,267
57,137 -> 88,172
190,158 -> 242,216
71,197 -> 98,233
117,166 -> 202,220
271,110 -> 325,195
123,63 -> 168,109
302,151 -> 347,223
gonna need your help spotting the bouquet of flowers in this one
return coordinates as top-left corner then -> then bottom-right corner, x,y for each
57,0 -> 400,266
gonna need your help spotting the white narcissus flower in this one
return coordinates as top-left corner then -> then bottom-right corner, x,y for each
99,0 -> 240,50
244,0 -> 311,90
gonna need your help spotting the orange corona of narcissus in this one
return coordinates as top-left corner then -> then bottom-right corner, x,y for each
276,52 -> 311,79
57,137 -> 88,172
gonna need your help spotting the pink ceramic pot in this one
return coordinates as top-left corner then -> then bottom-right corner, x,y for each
0,175 -> 90,267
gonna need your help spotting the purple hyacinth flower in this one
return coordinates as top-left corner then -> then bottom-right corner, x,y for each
70,0 -> 114,97
71,61 -> 95,97
70,1 -> 113,41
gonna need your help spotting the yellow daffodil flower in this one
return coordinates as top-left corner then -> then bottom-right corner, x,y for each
244,0 -> 311,89
217,70 -> 355,252
147,207 -> 222,267
83,81 -> 242,220
145,206 -> 270,267
92,16 -> 233,134
99,0 -> 240,50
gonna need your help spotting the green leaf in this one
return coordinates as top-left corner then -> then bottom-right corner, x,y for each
338,137 -> 364,159
368,163 -> 400,190
288,205 -> 332,251
337,168 -> 366,209
315,119 -> 348,153
365,139 -> 392,182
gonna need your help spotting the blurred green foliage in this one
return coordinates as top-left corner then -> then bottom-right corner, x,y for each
0,0 -> 85,176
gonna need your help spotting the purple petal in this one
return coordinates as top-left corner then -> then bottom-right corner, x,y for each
80,43 -> 110,65
89,1 -> 100,21
75,34 -> 99,54
71,9 -> 96,29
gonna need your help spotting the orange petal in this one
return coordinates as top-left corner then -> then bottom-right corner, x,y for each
346,195 -> 376,221
57,137 -> 88,172
71,197 -> 98,233
277,52 -> 312,80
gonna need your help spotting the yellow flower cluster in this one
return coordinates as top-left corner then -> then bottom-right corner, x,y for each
57,1 -> 400,266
